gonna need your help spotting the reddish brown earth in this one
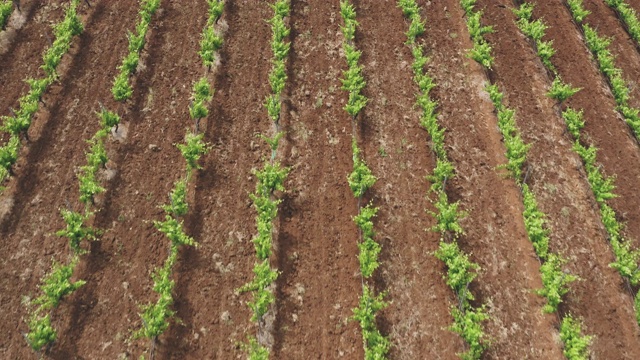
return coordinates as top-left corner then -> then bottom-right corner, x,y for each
270,1 -> 365,358
479,1 -> 640,358
356,2 -> 459,359
558,0 -> 640,251
2,0 -> 640,359
581,0 -> 640,110
0,1 -> 65,144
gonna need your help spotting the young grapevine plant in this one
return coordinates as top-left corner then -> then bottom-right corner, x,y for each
340,2 -> 389,358
464,0 -> 580,331
1,0 -> 84,187
0,0 -> 12,30
565,0 -> 640,141
512,0 -> 603,346
111,0 -> 161,102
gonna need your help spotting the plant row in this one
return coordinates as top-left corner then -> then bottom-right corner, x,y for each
462,0 -> 577,315
604,0 -> 640,51
23,3 -> 133,350
111,0 -> 161,102
461,1 -> 594,358
340,1 -> 390,359
0,0 -> 12,30
398,1 -> 489,358
14,2 -> 87,349
530,0 -> 640,327
238,1 -> 290,358
26,110 -> 116,354
565,0 -> 640,142
134,2 -> 223,358
513,2 -> 605,358
0,0 -> 83,190
516,0 -> 640,286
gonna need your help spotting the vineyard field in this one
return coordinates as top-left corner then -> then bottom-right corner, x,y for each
2,0 -> 640,359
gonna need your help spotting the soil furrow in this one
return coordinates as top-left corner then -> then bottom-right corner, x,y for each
143,1 -> 275,359
581,0 -> 640,110
0,1 -> 67,147
0,1 -> 141,358
0,1 -> 65,115
356,1 -> 463,359
479,1 -> 640,358
425,1 -> 565,359
535,0 -> 640,265
268,1 -> 364,358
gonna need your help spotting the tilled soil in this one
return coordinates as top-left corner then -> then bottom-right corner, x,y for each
2,0 -> 640,359
481,1 -> 640,358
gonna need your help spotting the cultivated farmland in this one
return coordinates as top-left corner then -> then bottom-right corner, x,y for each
2,0 -> 640,359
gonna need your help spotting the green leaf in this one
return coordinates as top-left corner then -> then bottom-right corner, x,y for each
33,256 -> 85,311
56,209 -> 95,253
547,77 -> 581,102
26,314 -> 57,352
348,139 -> 376,198
560,315 -> 592,360
112,71 -> 133,102
177,132 -> 209,172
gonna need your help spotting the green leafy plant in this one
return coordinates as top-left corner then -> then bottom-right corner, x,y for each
560,316 -> 593,359
154,215 -> 197,247
98,108 -> 121,130
135,249 -> 177,340
0,0 -> 12,30
0,135 -> 20,173
354,204 -> 381,278
348,139 -> 377,198
547,77 -> 581,102
239,259 -> 279,321
112,71 -> 133,102
536,254 -> 577,313
56,209 -> 95,253
26,256 -> 86,351
112,0 -> 162,102
567,0 -> 590,23
605,0 -> 640,49
162,178 -> 188,216
243,336 -> 269,360
33,257 -> 86,311
177,132 -> 209,173
435,241 -> 478,301
352,285 -> 390,360
340,0 -> 368,118
486,83 -> 530,181
430,192 -> 465,238
26,314 -> 57,352
449,305 -> 489,360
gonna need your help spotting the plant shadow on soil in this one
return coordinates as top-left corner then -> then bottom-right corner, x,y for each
0,0 -> 104,235
0,2 -> 42,60
53,1 -> 171,357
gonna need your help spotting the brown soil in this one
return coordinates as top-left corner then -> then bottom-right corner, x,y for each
2,0 -> 640,359
0,1 -> 65,144
356,2 -> 460,359
269,1 -> 365,358
561,0 -> 640,249
581,0 -> 640,110
479,1 -> 640,358
425,1 -> 563,359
